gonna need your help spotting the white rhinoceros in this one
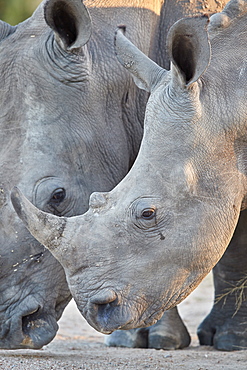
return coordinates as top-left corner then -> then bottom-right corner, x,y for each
0,0 -> 159,349
4,0 -> 228,350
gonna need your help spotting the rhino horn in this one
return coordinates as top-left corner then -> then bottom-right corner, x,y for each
11,187 -> 67,252
167,16 -> 211,87
44,0 -> 92,51
114,26 -> 166,92
209,0 -> 247,34
223,0 -> 247,19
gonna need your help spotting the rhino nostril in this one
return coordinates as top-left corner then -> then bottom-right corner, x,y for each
90,290 -> 117,305
22,306 -> 41,334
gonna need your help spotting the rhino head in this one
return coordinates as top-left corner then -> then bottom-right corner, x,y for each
11,0 -> 247,334
0,0 -> 92,348
0,0 -> 161,348
0,0 -> 94,348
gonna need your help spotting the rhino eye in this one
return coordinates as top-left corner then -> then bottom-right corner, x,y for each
141,208 -> 156,220
50,188 -> 66,204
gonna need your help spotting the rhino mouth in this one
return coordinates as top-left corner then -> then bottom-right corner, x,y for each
86,304 -> 164,335
85,290 -> 165,335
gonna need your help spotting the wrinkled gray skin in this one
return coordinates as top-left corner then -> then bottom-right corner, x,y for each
11,0 -> 247,352
1,0 -> 227,350
0,0 -> 164,349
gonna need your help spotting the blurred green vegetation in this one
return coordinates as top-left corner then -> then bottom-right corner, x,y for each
0,0 -> 42,25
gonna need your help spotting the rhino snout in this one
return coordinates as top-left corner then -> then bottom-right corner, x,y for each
0,303 -> 59,349
20,305 -> 58,349
86,289 -> 135,334
87,289 -> 120,334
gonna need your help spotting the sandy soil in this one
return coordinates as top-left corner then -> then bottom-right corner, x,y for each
0,272 -> 246,369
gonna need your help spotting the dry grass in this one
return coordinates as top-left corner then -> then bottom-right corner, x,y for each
215,277 -> 247,316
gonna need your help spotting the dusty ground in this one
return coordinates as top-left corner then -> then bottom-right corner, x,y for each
0,272 -> 246,369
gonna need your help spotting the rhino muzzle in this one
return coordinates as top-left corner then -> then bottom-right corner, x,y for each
84,289 -> 134,334
0,304 -> 58,349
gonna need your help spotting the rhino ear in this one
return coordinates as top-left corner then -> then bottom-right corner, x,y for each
167,16 -> 211,87
114,27 -> 166,92
44,0 -> 92,52
0,21 -> 17,41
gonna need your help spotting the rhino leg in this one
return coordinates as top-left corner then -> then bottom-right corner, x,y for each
104,328 -> 148,348
105,307 -> 190,349
198,210 -> 247,351
148,306 -> 191,349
